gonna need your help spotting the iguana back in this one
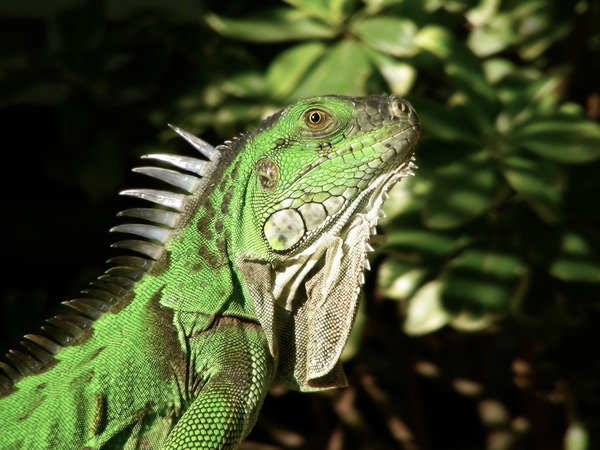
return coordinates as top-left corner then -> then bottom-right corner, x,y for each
0,94 -> 420,449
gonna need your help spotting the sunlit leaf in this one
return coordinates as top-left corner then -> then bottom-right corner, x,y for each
205,8 -> 336,43
414,25 -> 453,61
289,40 -> 372,98
449,311 -> 500,332
363,49 -> 416,95
483,58 -> 516,85
284,0 -> 353,27
351,16 -> 417,57
380,175 -> 420,219
403,280 -> 450,336
510,1 -> 570,61
564,422 -> 589,450
465,0 -> 501,27
379,261 -> 430,301
362,0 -> 404,14
266,42 -> 328,99
467,13 -> 515,57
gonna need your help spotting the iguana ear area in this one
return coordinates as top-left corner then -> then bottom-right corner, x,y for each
256,158 -> 279,190
263,195 -> 346,252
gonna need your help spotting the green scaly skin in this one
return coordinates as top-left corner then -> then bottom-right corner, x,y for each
0,95 -> 420,449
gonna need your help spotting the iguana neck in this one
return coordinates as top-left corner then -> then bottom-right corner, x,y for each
141,140 -> 259,321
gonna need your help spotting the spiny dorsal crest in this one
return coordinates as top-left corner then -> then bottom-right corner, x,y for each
0,125 -> 221,394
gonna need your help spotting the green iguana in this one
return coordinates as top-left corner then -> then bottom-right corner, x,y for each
0,94 -> 420,449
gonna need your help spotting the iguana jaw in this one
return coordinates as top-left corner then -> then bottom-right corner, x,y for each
339,122 -> 421,226
273,119 -> 421,258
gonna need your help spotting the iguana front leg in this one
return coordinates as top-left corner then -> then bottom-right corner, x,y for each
165,316 -> 273,449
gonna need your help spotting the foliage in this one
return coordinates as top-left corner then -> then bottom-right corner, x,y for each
1,0 -> 599,448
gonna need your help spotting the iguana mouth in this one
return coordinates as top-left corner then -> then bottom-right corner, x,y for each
337,123 -> 420,215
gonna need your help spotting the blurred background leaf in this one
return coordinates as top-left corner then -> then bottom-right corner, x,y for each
1,0 -> 599,448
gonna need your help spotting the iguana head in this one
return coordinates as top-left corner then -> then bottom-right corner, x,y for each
231,94 -> 421,391
237,94 -> 420,260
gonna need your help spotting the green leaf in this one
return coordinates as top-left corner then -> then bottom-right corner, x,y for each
266,42 -> 328,100
363,48 -> 416,95
385,228 -> 459,260
414,25 -> 451,59
442,247 -> 524,316
378,258 -> 431,299
218,71 -> 267,98
404,280 -> 450,336
513,118 -> 600,164
415,25 -> 497,129
550,230 -> 600,283
448,311 -> 500,332
501,153 -> 565,223
509,1 -> 571,61
362,0 -> 404,14
351,16 -> 417,57
408,97 -> 482,144
284,0 -> 354,27
289,40 -> 372,98
467,1 -> 568,61
494,68 -> 566,130
422,153 -> 503,229
465,0 -> 501,27
564,422 -> 589,450
467,12 -> 515,57
205,8 -> 337,43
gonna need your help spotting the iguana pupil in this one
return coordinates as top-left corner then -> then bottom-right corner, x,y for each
305,109 -> 329,128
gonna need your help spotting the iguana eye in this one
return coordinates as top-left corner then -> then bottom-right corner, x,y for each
304,109 -> 330,128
